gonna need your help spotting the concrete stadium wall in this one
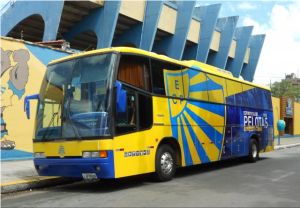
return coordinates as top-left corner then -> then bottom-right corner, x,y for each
1,38 -> 70,161
294,103 -> 300,135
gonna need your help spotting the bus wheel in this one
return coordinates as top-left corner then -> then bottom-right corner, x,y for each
247,139 -> 259,163
155,144 -> 176,182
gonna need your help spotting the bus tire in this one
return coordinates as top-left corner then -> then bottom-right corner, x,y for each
155,144 -> 176,182
247,139 -> 259,163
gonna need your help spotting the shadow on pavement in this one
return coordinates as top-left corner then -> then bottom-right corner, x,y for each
46,157 -> 270,194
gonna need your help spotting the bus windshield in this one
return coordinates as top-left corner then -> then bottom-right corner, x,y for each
35,53 -> 116,139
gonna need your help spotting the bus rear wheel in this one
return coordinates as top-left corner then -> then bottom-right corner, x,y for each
155,144 -> 176,182
247,138 -> 259,163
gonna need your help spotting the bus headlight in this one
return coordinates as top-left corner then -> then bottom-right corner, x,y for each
82,151 -> 107,158
34,152 -> 46,159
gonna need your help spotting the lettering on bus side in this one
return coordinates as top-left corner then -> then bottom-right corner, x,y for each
243,111 -> 268,132
172,80 -> 184,105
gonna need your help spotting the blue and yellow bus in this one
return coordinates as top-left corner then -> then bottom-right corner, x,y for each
25,47 -> 274,181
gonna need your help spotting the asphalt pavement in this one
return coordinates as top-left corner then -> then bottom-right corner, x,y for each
1,136 -> 300,194
2,144 -> 300,207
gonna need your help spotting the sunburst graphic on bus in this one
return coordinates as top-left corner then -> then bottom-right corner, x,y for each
164,67 -> 226,167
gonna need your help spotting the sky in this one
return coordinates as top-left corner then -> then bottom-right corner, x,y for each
197,0 -> 300,86
1,1 -> 300,86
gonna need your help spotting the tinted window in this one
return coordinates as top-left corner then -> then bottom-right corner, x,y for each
184,69 -> 208,101
118,55 -> 150,91
242,84 -> 258,108
226,79 -> 243,106
151,59 -> 182,96
207,74 -> 226,104
138,93 -> 153,130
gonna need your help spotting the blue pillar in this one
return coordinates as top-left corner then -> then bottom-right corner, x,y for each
206,16 -> 239,69
182,4 -> 221,62
225,26 -> 253,78
1,1 -> 64,41
112,1 -> 164,49
140,1 -> 164,51
241,35 -> 266,82
152,1 -> 196,60
112,23 -> 143,48
63,1 -> 121,49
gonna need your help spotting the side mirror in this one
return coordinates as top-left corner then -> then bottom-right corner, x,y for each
24,94 -> 39,119
114,81 -> 127,113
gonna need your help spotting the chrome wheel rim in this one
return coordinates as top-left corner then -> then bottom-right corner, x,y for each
252,144 -> 257,158
161,152 -> 173,174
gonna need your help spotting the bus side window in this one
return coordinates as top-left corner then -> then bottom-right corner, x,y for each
226,79 -> 243,106
138,93 -> 153,130
151,59 -> 182,95
242,84 -> 258,108
206,74 -> 226,104
115,89 -> 137,135
118,55 -> 150,91
263,90 -> 273,110
184,69 -> 208,101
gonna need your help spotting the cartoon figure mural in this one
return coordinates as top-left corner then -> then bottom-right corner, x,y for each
0,37 -> 71,161
1,48 -> 30,150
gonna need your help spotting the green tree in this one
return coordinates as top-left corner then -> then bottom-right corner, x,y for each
271,80 -> 300,103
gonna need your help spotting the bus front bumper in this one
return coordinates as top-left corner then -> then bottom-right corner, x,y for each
33,151 -> 115,179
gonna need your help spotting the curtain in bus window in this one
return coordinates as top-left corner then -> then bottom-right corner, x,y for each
206,74 -> 226,104
226,80 -> 243,106
184,69 -> 209,101
118,57 -> 150,90
242,84 -> 258,108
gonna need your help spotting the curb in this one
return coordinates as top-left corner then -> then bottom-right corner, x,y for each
274,143 -> 300,150
1,177 -> 82,194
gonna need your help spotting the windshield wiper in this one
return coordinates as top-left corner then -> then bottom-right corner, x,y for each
66,108 -> 82,140
66,95 -> 82,140
42,112 -> 58,141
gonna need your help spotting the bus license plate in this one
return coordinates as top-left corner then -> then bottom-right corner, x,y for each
82,173 -> 97,180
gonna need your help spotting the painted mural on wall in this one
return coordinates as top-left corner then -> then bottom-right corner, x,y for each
1,48 -> 30,150
0,38 -> 71,161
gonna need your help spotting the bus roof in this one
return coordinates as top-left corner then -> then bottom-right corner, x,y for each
49,47 -> 270,91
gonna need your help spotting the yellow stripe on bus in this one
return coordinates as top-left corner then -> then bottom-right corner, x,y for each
208,89 -> 224,103
186,103 -> 224,133
177,117 -> 186,167
183,111 -> 220,162
189,91 -> 209,101
190,72 -> 207,86
180,115 -> 201,164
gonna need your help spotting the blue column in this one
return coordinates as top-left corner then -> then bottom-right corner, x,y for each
63,1 -> 121,49
112,23 -> 143,48
206,16 -> 239,69
182,4 -> 221,62
241,35 -> 266,82
1,1 -> 64,41
152,1 -> 196,60
140,1 -> 164,51
225,26 -> 253,78
112,1 -> 164,49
